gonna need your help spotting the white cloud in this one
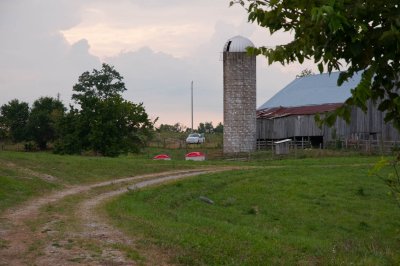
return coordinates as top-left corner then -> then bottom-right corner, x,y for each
105,47 -> 210,126
62,23 -> 208,58
60,0 -> 252,59
0,0 -> 100,105
0,0 -> 311,128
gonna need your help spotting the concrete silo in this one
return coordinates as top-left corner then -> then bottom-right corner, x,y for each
223,35 -> 256,154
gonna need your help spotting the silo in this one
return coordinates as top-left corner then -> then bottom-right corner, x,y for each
223,35 -> 256,154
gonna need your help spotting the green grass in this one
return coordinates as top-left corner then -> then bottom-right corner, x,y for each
0,174 -> 59,212
2,149 -> 399,264
0,149 -> 383,213
105,157 -> 400,265
0,150 -> 208,212
0,151 -> 204,184
0,152 -> 61,211
149,131 -> 223,149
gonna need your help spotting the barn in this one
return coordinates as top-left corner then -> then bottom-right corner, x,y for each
256,72 -> 400,151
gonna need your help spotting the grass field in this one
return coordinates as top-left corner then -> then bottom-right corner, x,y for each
1,150 -> 399,264
0,151 -> 208,212
105,157 -> 400,265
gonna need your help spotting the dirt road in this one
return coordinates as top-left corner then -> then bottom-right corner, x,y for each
0,167 -> 236,265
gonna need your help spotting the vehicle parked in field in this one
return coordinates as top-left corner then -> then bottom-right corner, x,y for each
186,133 -> 205,144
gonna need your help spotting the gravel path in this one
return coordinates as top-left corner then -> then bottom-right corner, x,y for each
0,167 -> 238,265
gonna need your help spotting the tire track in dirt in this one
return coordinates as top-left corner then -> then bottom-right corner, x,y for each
0,167 -> 240,265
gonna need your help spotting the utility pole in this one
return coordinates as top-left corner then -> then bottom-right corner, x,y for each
191,81 -> 194,132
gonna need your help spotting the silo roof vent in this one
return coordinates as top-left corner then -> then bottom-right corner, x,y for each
223,35 -> 254,52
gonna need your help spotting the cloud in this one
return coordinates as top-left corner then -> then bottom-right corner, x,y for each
105,47 -> 196,125
0,0 -> 100,106
103,19 -> 293,126
0,0 -> 309,128
103,20 -> 249,126
60,0 -> 251,58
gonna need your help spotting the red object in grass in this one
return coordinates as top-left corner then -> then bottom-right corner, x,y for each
185,152 -> 205,161
153,154 -> 171,160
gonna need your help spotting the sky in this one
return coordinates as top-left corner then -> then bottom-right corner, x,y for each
0,0 -> 316,128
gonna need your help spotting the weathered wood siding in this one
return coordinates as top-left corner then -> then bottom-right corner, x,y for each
257,103 -> 400,142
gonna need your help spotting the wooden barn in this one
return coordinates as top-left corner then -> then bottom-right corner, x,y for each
257,72 -> 400,151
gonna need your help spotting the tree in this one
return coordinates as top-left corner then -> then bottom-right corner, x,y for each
0,99 -> 30,142
232,0 -> 400,206
370,155 -> 400,207
72,63 -> 126,106
214,122 -> 224,133
53,107 -> 82,154
232,0 -> 400,129
56,63 -> 154,156
296,68 -> 314,78
86,98 -> 153,156
198,122 -> 214,134
198,123 -> 206,134
27,97 -> 65,150
158,123 -> 186,133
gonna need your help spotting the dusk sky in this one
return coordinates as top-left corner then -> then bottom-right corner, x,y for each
0,0 -> 317,128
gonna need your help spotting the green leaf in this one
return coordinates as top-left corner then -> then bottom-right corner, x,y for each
238,0 -> 400,127
369,157 -> 389,176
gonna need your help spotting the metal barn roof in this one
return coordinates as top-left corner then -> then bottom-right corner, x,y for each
223,35 -> 254,52
258,72 -> 362,110
256,103 -> 343,119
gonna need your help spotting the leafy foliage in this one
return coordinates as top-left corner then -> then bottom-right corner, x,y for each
296,68 -> 314,78
158,123 -> 186,133
53,107 -> 83,154
55,64 -> 154,156
370,155 -> 400,207
214,122 -> 224,133
197,122 -> 214,133
233,0 -> 400,128
72,63 -> 126,106
27,97 -> 65,150
0,99 -> 29,142
196,122 -> 223,134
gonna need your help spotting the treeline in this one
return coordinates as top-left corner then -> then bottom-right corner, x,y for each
0,97 -> 65,151
0,64 -> 154,156
158,122 -> 223,134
